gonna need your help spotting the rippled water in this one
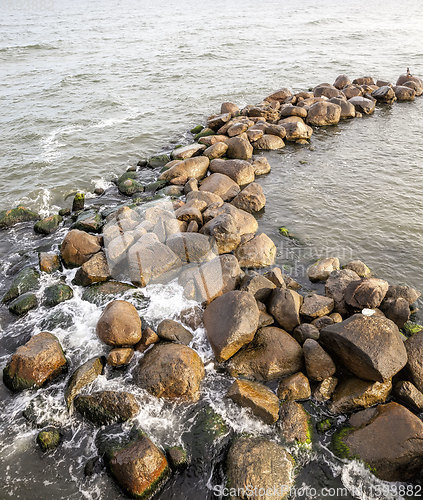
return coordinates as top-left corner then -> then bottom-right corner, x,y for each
1,0 -> 423,498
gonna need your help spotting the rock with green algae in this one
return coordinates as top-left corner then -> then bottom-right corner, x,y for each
0,206 -> 39,230
148,154 -> 171,168
81,281 -> 137,306
331,426 -> 354,459
316,418 -> 333,433
34,214 -> 63,235
167,446 -> 188,471
278,401 -> 313,445
118,178 -> 144,197
190,124 -> 204,134
194,128 -> 215,140
37,428 -> 61,452
402,321 -> 423,337
2,267 -> 40,303
44,283 -> 74,307
71,210 -> 103,233
8,292 -> 38,316
72,192 -> 85,212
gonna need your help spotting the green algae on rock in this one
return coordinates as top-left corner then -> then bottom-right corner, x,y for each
44,283 -> 74,307
37,429 -> 61,452
34,214 -> 63,235
2,267 -> 40,303
0,206 -> 39,230
8,292 -> 38,316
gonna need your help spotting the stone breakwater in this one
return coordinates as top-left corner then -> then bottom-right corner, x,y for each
2,70 -> 423,498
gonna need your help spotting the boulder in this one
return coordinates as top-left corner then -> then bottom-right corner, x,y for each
405,331 -> 423,392
252,156 -> 272,175
107,348 -> 134,367
239,272 -> 276,301
342,84 -> 363,99
81,281 -> 136,306
227,379 -> 279,424
96,300 -> 142,346
280,105 -> 307,118
44,283 -> 73,307
300,294 -> 334,320
37,429 -> 61,452
39,252 -> 61,274
34,214 -> 63,235
199,173 -> 241,201
282,121 -> 313,141
64,357 -> 105,407
330,377 -> 392,414
267,288 -> 303,332
313,376 -> 338,402
348,96 -> 376,115
265,87 -> 292,102
303,339 -> 336,381
75,391 -> 139,425
166,233 -> 217,263
380,297 -> 410,328
171,143 -> 206,160
207,112 -> 232,130
72,210 -> 102,233
73,251 -> 111,286
186,189 -> 224,208
106,433 -> 169,499
292,323 -> 320,344
156,319 -> 193,345
328,97 -> 356,119
2,267 -> 39,303
312,315 -> 334,330
371,85 -> 396,103
3,332 -> 67,392
385,284 -> 420,305
227,326 -> 303,382
325,268 -> 361,314
203,291 -> 259,362
134,343 -> 205,401
320,314 -> 407,382
306,102 -> 341,126
8,292 -> 38,315
247,128 -> 264,142
231,182 -> 266,213
226,437 -> 294,500
334,74 -> 351,89
60,229 -> 101,267
221,102 -> 240,116
227,122 -> 248,137
307,257 -> 340,282
252,134 -> 285,150
264,267 -> 286,288
203,142 -> 228,160
334,402 -> 423,481
235,233 -> 276,268
278,401 -> 311,444
314,84 -> 340,99
343,259 -> 371,278
135,326 -> 159,353
352,76 -> 375,86
127,234 -> 181,286
345,277 -> 389,309
225,137 -> 253,160
394,380 -> 423,411
277,372 -> 311,401
0,206 -> 39,230
159,156 -> 209,183
209,158 -> 255,185
393,85 -> 416,101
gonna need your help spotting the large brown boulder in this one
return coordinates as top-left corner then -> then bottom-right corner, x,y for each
330,377 -> 392,414
348,96 -> 376,115
307,257 -> 340,282
64,357 -> 105,407
345,277 -> 389,309
334,74 -> 351,89
133,343 -> 205,401
277,372 -> 311,401
226,437 -> 294,500
281,121 -> 313,141
106,433 -> 169,499
393,85 -> 416,101
227,379 -> 280,424
171,143 -> 206,160
385,284 -> 420,304
159,156 -> 209,183
405,331 -> 423,392
328,97 -> 356,119
166,232 -> 217,263
199,173 -> 241,201
75,391 -> 140,425
225,137 -> 253,160
73,251 -> 111,286
300,294 -> 334,320
209,158 -> 255,186
335,402 -> 423,481
235,233 -> 276,268
380,297 -> 410,328
252,134 -> 285,150
325,268 -> 361,314
265,87 -> 293,103
227,326 -> 303,381
96,300 -> 142,346
303,339 -> 336,381
203,291 -> 259,362
371,85 -> 396,103
306,101 -> 341,126
3,332 -> 67,392
278,401 -> 311,444
320,314 -> 407,382
231,182 -> 266,213
267,288 -> 303,332
60,229 -> 101,267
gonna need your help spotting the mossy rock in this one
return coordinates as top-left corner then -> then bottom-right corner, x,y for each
148,154 -> 171,168
37,429 -> 61,452
118,178 -> 145,196
0,206 -> 39,230
72,192 -> 85,212
44,284 -> 74,307
331,426 -> 354,459
190,125 -> 204,134
116,171 -> 137,185
34,214 -> 63,235
2,267 -> 40,303
8,292 -> 38,315
316,418 -> 333,433
39,309 -> 75,331
194,128 -> 215,140
167,446 -> 188,470
59,208 -> 71,217
402,321 -> 423,337
144,180 -> 167,193
71,210 -> 103,233
81,281 -> 136,306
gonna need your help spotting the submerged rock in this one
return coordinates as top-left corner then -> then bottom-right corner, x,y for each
37,429 -> 61,452
75,391 -> 139,425
2,267 -> 40,303
227,379 -> 279,424
203,291 -> 259,362
44,283 -> 74,307
227,326 -> 303,382
134,343 -> 205,402
9,292 -> 38,315
3,332 -> 67,392
81,281 -> 136,305
96,300 -> 142,346
0,206 -> 39,230
320,314 -> 407,382
34,214 -> 63,235
65,356 -> 105,407
227,437 -> 294,500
